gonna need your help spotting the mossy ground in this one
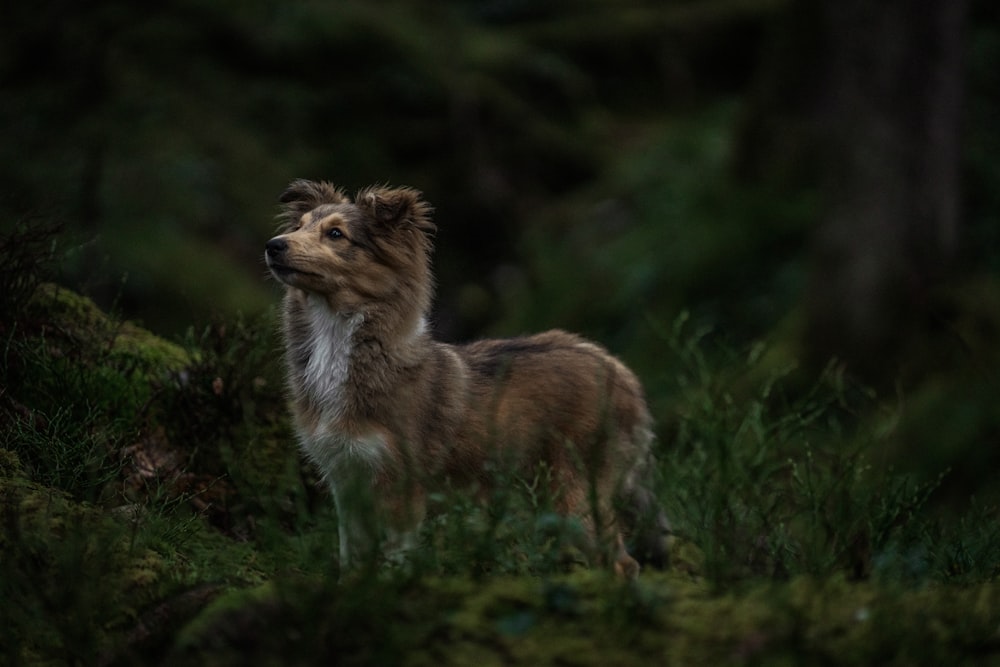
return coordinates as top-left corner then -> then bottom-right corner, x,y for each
2,274 -> 999,665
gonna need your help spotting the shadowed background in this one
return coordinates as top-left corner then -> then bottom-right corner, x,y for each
3,0 -> 999,506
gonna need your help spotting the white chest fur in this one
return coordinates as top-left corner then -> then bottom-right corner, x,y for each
295,298 -> 386,480
300,296 -> 361,419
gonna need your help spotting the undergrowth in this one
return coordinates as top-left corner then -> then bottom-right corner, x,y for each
1,221 -> 998,665
655,312 -> 1000,586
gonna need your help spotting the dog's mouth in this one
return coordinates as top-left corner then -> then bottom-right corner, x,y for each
267,261 -> 319,280
268,262 -> 297,275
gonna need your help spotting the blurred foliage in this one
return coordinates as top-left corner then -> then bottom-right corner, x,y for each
656,314 -> 1000,585
3,1 -> 1000,662
1,0 -> 998,346
491,105 -> 812,350
0,0 -> 774,336
1,253 -> 998,664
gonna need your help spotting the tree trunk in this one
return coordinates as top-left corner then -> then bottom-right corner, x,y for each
737,0 -> 967,379
806,0 -> 966,376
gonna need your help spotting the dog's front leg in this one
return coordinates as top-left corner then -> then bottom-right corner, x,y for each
330,476 -> 381,576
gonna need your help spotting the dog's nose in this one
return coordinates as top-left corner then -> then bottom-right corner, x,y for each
265,237 -> 287,257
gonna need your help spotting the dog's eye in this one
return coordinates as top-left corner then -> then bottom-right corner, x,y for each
326,228 -> 344,240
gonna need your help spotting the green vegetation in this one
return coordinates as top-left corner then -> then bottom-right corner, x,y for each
2,223 -> 998,666
2,1 -> 1000,663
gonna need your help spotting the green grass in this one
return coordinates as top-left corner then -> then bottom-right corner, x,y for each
653,314 -> 996,587
1,222 -> 999,665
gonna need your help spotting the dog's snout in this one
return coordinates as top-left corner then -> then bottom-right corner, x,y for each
266,237 -> 288,257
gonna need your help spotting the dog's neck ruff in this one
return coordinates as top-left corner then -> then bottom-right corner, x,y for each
287,296 -> 390,482
301,295 -> 363,423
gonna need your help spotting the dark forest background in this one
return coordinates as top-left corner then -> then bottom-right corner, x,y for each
3,0 -> 999,507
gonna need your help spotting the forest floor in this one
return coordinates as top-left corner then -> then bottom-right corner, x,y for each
2,280 -> 999,666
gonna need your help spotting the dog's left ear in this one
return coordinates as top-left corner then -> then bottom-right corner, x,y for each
357,186 -> 436,235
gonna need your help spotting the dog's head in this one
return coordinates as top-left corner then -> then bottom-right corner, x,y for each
266,180 -> 436,313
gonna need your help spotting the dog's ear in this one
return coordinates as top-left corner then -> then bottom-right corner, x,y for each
356,186 -> 436,235
277,179 -> 348,229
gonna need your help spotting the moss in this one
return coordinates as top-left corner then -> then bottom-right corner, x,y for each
0,448 -> 23,476
173,581 -> 281,651
0,463 -> 268,666
0,471 -> 168,662
8,282 -> 192,453
161,570 -> 1000,665
27,282 -> 190,374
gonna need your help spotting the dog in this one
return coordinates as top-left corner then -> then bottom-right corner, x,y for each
265,180 -> 669,577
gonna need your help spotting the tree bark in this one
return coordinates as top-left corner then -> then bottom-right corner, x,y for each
805,0 -> 966,376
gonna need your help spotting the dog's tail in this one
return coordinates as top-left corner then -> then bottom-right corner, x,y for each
619,481 -> 672,569
617,429 -> 672,569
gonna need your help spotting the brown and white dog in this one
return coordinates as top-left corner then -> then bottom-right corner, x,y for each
265,180 -> 668,576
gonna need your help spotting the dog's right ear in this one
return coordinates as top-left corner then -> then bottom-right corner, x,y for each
277,179 -> 348,229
